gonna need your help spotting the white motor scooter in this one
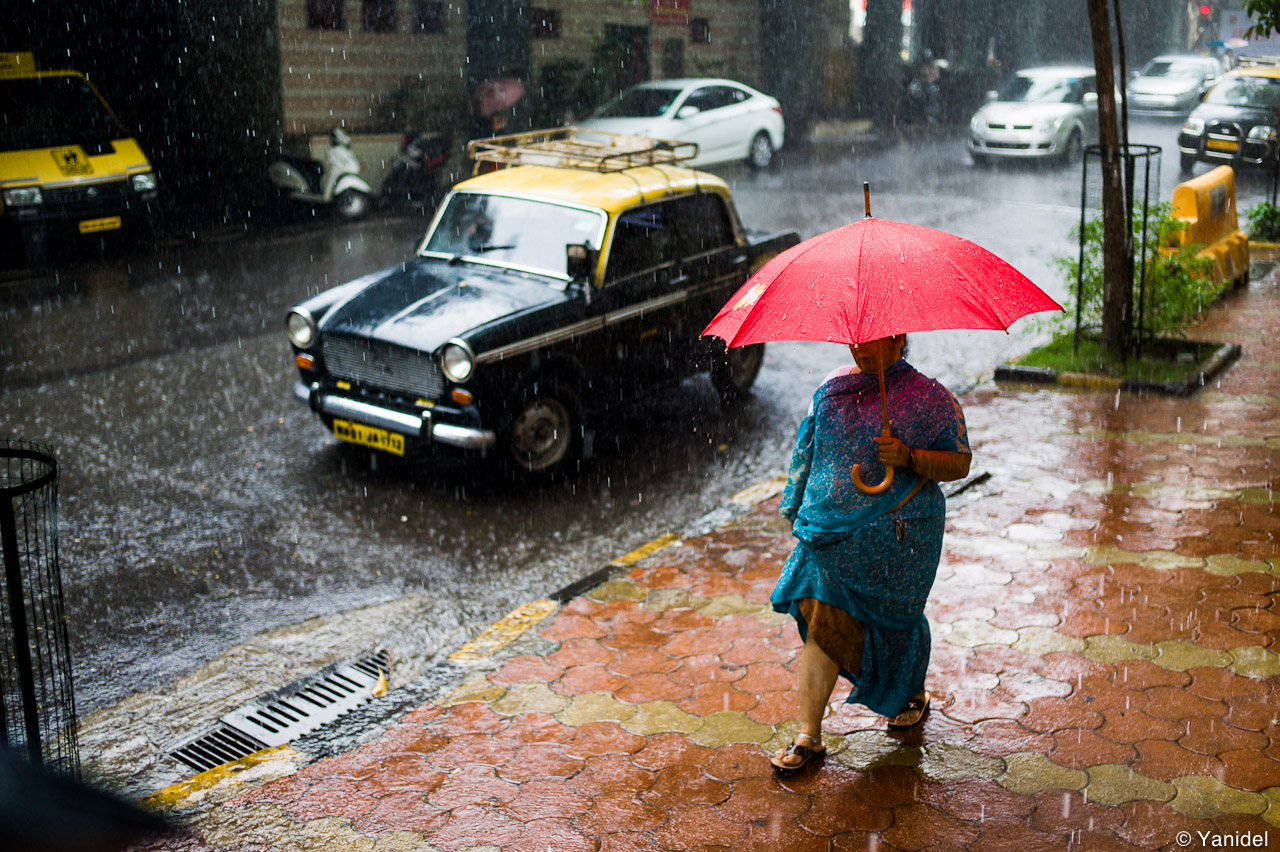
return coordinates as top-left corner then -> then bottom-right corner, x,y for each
268,128 -> 373,220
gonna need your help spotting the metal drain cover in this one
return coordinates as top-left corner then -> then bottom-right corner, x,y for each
168,649 -> 391,773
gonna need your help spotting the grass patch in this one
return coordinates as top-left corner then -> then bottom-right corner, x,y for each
1014,333 -> 1219,384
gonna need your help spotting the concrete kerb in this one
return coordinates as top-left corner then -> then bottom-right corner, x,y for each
994,340 -> 1243,396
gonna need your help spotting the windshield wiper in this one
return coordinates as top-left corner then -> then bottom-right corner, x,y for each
470,243 -> 516,253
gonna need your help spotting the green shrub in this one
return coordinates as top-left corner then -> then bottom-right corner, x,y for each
1245,201 -> 1280,241
1052,202 -> 1223,340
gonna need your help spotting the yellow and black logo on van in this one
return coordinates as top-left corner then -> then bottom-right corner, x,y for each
51,146 -> 93,176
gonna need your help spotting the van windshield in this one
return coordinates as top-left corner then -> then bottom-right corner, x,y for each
0,75 -> 124,154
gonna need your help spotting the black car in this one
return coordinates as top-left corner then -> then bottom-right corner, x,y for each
1177,65 -> 1280,172
285,129 -> 800,476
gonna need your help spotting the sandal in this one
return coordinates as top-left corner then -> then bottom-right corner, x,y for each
770,732 -> 825,775
888,690 -> 931,728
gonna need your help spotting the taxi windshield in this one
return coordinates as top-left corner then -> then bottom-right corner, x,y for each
1204,75 -> 1280,109
422,192 -> 604,278
0,75 -> 124,154
999,74 -> 1083,104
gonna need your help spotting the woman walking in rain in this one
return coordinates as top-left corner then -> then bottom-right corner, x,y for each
770,334 -> 971,774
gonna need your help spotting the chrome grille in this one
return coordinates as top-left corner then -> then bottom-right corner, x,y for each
322,335 -> 444,399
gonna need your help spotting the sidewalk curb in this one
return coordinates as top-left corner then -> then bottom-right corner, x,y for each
994,341 -> 1242,397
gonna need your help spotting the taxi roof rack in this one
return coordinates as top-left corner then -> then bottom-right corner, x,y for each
468,127 -> 698,173
1237,55 -> 1280,68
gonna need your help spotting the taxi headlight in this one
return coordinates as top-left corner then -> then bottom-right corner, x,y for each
969,113 -> 986,132
2,187 -> 43,207
440,339 -> 475,383
1183,117 -> 1205,134
285,308 -> 316,348
1248,125 -> 1277,142
1037,117 -> 1062,133
131,172 -> 158,192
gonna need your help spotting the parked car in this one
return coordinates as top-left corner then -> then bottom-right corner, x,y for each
967,65 -> 1100,166
1177,62 -> 1280,172
1126,54 -> 1224,116
577,78 -> 785,169
284,128 -> 801,477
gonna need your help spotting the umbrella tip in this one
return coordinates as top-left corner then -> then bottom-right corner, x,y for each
863,181 -> 871,218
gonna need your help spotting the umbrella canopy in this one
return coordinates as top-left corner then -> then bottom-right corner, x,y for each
703,211 -> 1061,493
470,78 -> 526,118
702,216 -> 1062,349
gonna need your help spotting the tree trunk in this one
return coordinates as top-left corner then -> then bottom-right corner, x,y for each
862,0 -> 905,123
1085,0 -> 1132,357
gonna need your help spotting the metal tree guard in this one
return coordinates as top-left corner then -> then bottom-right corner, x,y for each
1076,143 -> 1163,359
0,440 -> 79,778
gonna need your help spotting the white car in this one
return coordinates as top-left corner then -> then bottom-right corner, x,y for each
1127,54 -> 1224,115
968,65 -> 1100,166
577,78 -> 785,169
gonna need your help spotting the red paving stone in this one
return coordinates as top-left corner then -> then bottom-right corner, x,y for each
143,275 -> 1280,851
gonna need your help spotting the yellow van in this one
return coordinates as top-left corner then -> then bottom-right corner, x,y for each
0,52 -> 158,264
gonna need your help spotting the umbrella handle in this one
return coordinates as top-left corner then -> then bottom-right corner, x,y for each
851,426 -> 895,494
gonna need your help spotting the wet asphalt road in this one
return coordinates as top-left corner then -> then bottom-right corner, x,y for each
1,121 -> 1273,715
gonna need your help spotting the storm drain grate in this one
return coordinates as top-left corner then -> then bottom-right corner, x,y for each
167,649 -> 391,774
170,724 -> 270,775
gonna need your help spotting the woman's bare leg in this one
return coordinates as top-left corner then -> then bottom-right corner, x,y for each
775,633 -> 839,767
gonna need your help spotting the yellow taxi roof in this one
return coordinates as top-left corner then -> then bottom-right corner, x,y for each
452,164 -> 732,217
1232,65 -> 1280,80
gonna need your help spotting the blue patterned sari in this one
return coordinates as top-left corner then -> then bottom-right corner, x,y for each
770,359 -> 970,717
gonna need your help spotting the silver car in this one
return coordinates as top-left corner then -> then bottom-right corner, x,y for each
968,65 -> 1099,166
1126,54 -> 1224,115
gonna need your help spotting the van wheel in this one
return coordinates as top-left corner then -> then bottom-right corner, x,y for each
335,189 -> 370,220
505,382 -> 582,477
712,343 -> 765,407
1179,153 -> 1196,173
748,132 -> 775,170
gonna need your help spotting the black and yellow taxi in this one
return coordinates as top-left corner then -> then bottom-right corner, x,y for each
0,52 -> 159,265
1177,59 -> 1280,172
285,128 -> 799,476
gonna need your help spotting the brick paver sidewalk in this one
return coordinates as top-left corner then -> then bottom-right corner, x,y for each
144,274 -> 1279,850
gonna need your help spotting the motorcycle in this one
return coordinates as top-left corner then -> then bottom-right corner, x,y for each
380,129 -> 451,209
268,128 -> 373,220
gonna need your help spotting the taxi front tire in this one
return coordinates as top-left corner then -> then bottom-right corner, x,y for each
712,343 -> 765,408
505,381 -> 582,477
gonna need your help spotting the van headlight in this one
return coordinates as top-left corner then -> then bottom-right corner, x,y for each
131,172 -> 158,192
2,187 -> 43,207
1248,125 -> 1277,142
285,308 -> 316,348
440,339 -> 474,383
1183,117 -> 1205,134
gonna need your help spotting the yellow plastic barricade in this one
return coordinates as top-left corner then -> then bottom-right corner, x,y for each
1164,165 -> 1250,289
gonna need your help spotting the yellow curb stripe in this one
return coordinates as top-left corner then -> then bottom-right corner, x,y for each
608,532 -> 680,567
144,744 -> 299,810
1059,371 -> 1123,390
449,599 -> 558,663
730,474 -> 788,506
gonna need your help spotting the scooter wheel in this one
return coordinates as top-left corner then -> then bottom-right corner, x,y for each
336,189 -> 370,220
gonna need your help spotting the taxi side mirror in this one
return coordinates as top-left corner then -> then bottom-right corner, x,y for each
566,243 -> 597,286
677,105 -> 701,119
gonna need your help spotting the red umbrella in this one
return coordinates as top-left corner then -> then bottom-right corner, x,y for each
470,77 -> 526,118
703,185 -> 1062,492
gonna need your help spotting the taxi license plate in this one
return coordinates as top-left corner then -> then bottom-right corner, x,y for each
333,419 -> 405,455
79,216 -> 122,234
1206,138 -> 1239,152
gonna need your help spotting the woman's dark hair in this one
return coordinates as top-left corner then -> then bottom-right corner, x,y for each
899,334 -> 910,357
